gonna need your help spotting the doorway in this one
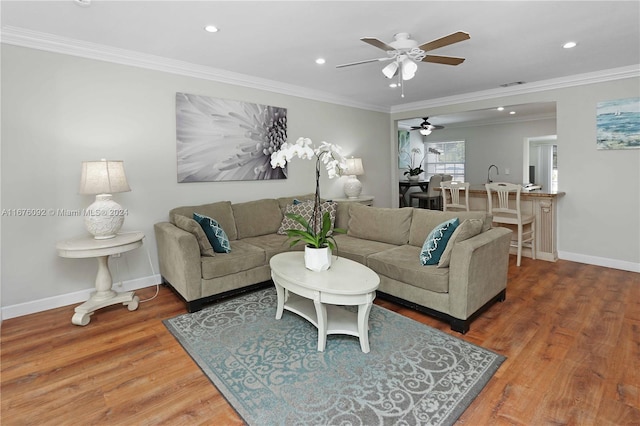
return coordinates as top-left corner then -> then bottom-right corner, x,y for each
524,135 -> 557,192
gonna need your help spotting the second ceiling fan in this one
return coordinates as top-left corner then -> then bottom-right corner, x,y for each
411,117 -> 444,135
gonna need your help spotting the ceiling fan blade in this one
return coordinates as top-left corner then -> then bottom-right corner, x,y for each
418,31 -> 470,52
336,57 -> 393,68
422,55 -> 466,66
361,37 -> 395,51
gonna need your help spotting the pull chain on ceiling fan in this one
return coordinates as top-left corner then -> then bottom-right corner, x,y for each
337,31 -> 470,97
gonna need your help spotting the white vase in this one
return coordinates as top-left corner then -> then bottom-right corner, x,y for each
407,175 -> 420,182
304,245 -> 332,271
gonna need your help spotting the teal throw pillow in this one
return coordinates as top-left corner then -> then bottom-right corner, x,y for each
193,213 -> 231,253
420,218 -> 460,265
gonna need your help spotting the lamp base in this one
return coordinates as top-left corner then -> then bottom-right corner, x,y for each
344,175 -> 363,199
84,194 -> 125,239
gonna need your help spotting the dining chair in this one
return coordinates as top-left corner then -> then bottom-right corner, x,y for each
485,182 -> 536,266
410,174 -> 443,209
441,181 -> 470,211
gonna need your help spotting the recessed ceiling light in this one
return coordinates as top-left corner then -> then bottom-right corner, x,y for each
509,111 -> 516,115
204,25 -> 219,33
496,107 -> 504,111
74,0 -> 91,6
315,58 -> 326,65
389,83 -> 399,88
563,41 -> 577,49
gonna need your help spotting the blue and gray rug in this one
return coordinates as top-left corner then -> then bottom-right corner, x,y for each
164,287 -> 505,425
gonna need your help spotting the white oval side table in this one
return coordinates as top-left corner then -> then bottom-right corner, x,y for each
56,231 -> 144,326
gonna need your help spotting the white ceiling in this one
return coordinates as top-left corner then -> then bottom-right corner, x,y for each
2,1 -> 639,115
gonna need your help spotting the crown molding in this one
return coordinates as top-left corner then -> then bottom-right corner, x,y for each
0,26 -> 389,113
390,65 -> 640,114
2,26 -> 638,116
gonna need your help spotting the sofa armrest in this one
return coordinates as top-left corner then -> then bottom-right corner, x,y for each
447,227 -> 512,320
154,222 -> 203,301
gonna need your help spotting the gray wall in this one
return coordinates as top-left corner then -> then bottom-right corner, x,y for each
392,77 -> 640,271
0,45 -> 390,311
2,44 -> 638,317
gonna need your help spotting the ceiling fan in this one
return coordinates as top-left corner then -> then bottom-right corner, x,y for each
337,31 -> 470,97
411,117 -> 444,135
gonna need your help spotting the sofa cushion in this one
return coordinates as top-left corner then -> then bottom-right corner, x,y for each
170,201 -> 238,241
438,218 -> 484,268
193,213 -> 231,253
368,245 -> 450,293
242,233 -> 304,261
332,234 -> 399,265
334,201 -> 352,231
347,203 -> 413,245
409,209 -> 490,247
173,215 -> 215,257
232,198 -> 283,239
420,218 -> 459,265
200,240 -> 266,280
277,200 -> 337,235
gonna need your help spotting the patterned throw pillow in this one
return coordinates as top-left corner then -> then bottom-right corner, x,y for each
193,213 -> 231,253
173,214 -> 215,257
277,201 -> 337,235
420,218 -> 460,266
437,218 -> 484,268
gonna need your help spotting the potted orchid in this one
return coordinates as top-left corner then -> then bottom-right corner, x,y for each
401,147 -> 425,180
270,137 -> 348,270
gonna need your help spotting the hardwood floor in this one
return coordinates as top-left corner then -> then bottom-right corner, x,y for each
2,258 -> 639,425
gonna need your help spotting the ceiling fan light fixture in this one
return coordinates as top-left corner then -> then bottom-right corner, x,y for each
382,61 -> 399,79
401,57 -> 417,81
419,128 -> 432,136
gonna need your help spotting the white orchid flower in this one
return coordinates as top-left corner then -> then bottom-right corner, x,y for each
296,137 -> 313,147
270,150 -> 288,168
291,143 -> 315,160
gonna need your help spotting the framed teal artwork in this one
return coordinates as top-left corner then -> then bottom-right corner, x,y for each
596,97 -> 639,150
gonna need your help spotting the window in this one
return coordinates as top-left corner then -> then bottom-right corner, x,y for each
424,140 -> 465,181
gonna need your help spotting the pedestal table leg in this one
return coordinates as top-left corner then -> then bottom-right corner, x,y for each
314,299 -> 328,352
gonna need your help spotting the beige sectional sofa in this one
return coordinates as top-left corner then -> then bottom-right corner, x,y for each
154,195 -> 512,333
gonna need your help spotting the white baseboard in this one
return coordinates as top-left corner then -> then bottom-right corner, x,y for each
1,274 -> 162,320
3,251 -> 638,321
558,251 -> 640,273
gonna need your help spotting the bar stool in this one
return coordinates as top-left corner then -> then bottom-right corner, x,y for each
441,181 -> 470,211
486,182 -> 536,266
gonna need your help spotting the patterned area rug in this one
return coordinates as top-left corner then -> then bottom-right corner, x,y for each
164,288 -> 505,425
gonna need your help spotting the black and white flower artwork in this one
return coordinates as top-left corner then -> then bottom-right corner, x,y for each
176,92 -> 288,182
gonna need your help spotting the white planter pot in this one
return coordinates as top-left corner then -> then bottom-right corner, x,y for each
304,245 -> 332,271
407,175 -> 420,182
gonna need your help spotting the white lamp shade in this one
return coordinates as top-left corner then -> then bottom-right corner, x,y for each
402,58 -> 417,81
382,61 -> 399,79
79,160 -> 131,195
345,158 -> 364,176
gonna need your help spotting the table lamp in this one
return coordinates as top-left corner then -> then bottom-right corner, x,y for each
343,158 -> 364,199
79,159 -> 131,239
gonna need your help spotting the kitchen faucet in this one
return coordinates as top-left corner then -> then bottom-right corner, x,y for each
487,164 -> 499,183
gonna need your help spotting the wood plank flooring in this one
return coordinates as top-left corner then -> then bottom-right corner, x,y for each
2,257 -> 639,425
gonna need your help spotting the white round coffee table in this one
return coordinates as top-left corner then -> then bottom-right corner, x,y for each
270,252 -> 380,353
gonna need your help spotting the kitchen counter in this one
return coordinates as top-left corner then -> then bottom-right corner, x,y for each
467,185 -> 565,198
464,185 -> 565,262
